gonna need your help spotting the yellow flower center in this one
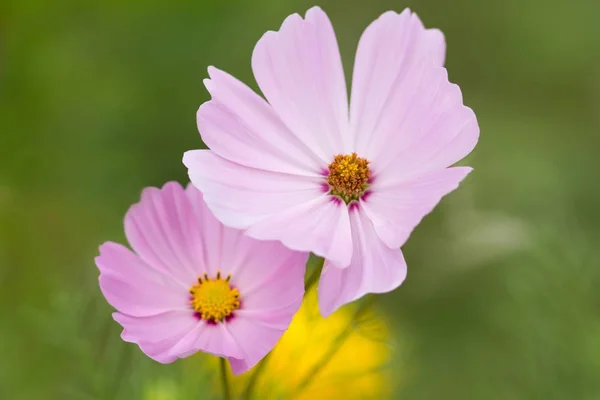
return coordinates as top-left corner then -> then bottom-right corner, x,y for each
189,271 -> 240,323
327,153 -> 371,203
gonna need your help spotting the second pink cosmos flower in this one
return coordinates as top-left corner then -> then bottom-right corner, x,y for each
184,7 -> 479,316
96,182 -> 307,374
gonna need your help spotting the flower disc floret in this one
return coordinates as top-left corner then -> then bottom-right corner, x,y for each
189,271 -> 241,322
327,153 -> 371,203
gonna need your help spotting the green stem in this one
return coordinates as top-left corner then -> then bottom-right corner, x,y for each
242,255 -> 325,400
304,255 -> 324,292
241,351 -> 268,400
220,357 -> 231,400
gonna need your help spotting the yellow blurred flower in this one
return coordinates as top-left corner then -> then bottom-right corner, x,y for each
206,286 -> 398,399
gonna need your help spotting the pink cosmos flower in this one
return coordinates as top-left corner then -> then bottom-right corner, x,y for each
95,182 -> 307,374
183,7 -> 479,316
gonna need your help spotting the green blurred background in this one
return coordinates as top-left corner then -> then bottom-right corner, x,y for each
2,0 -> 600,398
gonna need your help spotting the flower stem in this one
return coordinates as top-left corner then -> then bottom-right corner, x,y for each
241,352 -> 267,400
304,255 -> 324,292
242,255 -> 325,400
219,357 -> 231,400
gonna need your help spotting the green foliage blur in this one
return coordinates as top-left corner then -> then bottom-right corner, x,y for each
2,0 -> 600,398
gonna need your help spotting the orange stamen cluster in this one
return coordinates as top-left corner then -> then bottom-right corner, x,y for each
327,153 -> 371,203
189,271 -> 240,323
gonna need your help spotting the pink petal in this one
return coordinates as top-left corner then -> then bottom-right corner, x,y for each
183,150 -> 324,230
113,311 -> 197,363
227,357 -> 251,376
167,322 -> 243,360
115,311 -> 194,342
349,9 -> 461,167
426,28 -> 446,67
318,205 -> 407,316
124,182 -> 205,286
252,6 -> 348,160
376,67 -> 479,182
235,249 -> 306,314
363,167 -> 472,249
198,67 -> 323,176
190,185 -> 308,287
184,183 -> 233,278
246,195 -> 353,268
96,242 -> 188,317
133,341 -> 180,364
215,233 -> 308,305
226,315 -> 292,375
235,301 -> 302,330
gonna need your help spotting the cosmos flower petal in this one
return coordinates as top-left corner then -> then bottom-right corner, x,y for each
183,183 -> 224,277
198,67 -> 323,176
133,341 -> 180,364
96,242 -> 188,317
115,311 -> 195,342
426,28 -> 447,67
167,322 -> 243,360
183,150 -> 324,230
184,183 -> 297,280
187,188 -> 309,291
364,65 -> 479,181
124,182 -> 204,285
252,6 -> 348,161
246,196 -> 353,268
227,357 -> 252,375
318,206 -> 407,316
113,311 -> 197,363
363,167 -> 473,248
350,9 -> 447,158
238,250 -> 306,313
226,316 -> 293,374
235,301 -> 303,330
